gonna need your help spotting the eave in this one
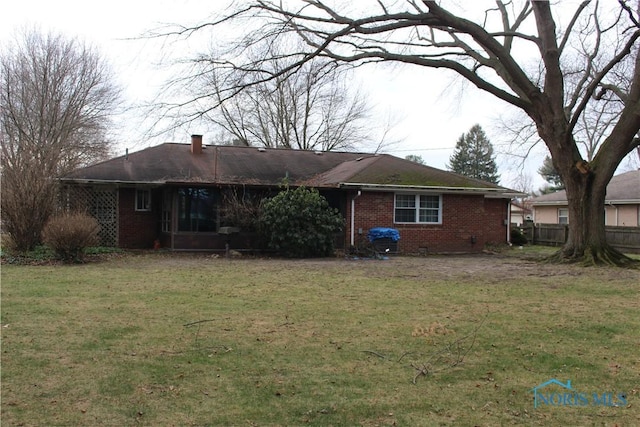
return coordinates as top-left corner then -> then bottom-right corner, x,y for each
532,199 -> 640,206
338,182 -> 526,198
59,178 -> 165,186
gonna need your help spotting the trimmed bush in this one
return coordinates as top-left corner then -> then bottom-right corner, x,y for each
259,186 -> 344,258
42,212 -> 100,263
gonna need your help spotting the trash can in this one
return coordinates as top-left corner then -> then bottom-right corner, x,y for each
367,227 -> 400,254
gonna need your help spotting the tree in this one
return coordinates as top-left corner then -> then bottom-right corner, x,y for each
405,154 -> 425,165
153,36 -> 382,151
259,186 -> 344,258
538,155 -> 564,192
448,124 -> 500,184
174,1 -> 640,265
1,29 -> 121,251
208,54 -> 371,151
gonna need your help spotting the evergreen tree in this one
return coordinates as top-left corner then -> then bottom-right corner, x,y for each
537,155 -> 564,191
447,124 -> 500,184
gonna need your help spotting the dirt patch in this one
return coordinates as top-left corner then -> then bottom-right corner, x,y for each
290,252 -> 639,283
6,248 -> 637,284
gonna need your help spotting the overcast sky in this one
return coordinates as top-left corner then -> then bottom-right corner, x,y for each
1,0 -> 559,189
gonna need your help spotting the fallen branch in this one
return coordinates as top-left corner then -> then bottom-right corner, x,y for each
183,319 -> 216,327
411,315 -> 487,384
362,350 -> 389,360
362,315 -> 488,384
161,345 -> 232,355
397,351 -> 415,362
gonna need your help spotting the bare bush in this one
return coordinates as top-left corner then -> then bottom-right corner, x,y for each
219,188 -> 264,231
42,212 -> 100,263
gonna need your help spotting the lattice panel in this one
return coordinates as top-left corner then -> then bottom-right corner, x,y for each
60,186 -> 118,247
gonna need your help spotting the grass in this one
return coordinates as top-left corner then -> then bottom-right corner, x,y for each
2,250 -> 639,426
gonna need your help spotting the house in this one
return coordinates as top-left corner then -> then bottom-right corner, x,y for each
530,169 -> 640,226
510,200 -> 533,226
60,135 -> 523,254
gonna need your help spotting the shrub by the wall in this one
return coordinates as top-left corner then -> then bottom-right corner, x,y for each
42,212 -> 100,263
259,186 -> 343,258
510,227 -> 528,245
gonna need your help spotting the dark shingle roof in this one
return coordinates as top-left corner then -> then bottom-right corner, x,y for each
530,169 -> 640,205
62,143 -> 518,195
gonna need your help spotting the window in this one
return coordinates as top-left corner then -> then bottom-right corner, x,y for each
394,194 -> 442,224
177,187 -> 217,232
558,208 -> 569,224
135,189 -> 151,211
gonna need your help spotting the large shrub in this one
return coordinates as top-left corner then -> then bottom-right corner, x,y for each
259,186 -> 344,258
42,212 -> 100,262
510,227 -> 529,246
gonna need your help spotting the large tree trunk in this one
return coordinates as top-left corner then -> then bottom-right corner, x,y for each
549,167 -> 635,266
527,1 -> 640,266
532,101 -> 637,266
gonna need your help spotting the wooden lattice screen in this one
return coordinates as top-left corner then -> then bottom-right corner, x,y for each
60,186 -> 118,247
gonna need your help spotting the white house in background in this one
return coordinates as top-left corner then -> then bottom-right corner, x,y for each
510,200 -> 533,226
530,170 -> 640,227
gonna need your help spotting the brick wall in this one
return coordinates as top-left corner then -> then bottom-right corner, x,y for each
483,198 -> 509,245
346,191 -> 508,254
118,188 -> 160,249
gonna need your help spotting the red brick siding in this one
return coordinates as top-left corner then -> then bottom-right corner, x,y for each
118,188 -> 160,249
346,191 -> 508,254
483,198 -> 509,245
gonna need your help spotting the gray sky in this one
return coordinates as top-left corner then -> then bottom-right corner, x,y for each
1,0 -> 555,189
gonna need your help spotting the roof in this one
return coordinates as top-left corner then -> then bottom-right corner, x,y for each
530,169 -> 640,205
62,143 -> 521,197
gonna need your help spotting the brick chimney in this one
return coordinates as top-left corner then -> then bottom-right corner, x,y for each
191,134 -> 203,155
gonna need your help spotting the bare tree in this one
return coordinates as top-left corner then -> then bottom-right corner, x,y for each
170,1 -> 640,265
1,29 -> 121,251
207,54 -> 371,151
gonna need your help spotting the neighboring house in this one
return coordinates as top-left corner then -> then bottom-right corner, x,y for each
60,135 -> 523,253
530,170 -> 640,226
510,200 -> 533,226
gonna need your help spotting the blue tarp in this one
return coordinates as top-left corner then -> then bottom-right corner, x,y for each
367,227 -> 400,242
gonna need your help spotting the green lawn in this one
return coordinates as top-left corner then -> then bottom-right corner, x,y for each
2,250 -> 639,426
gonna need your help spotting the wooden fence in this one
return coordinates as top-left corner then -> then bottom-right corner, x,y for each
517,223 -> 640,253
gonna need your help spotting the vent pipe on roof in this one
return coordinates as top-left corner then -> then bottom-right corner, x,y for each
191,134 -> 203,155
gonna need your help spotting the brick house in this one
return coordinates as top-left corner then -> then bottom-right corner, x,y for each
60,135 -> 522,254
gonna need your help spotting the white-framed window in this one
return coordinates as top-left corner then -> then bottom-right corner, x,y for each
558,208 -> 569,224
394,194 -> 442,224
135,189 -> 151,211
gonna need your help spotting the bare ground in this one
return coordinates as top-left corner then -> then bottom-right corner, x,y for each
5,248 -> 638,283
183,250 -> 640,283
332,254 -> 640,283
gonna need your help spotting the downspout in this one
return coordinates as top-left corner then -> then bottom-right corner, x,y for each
350,190 -> 362,246
506,201 -> 511,243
